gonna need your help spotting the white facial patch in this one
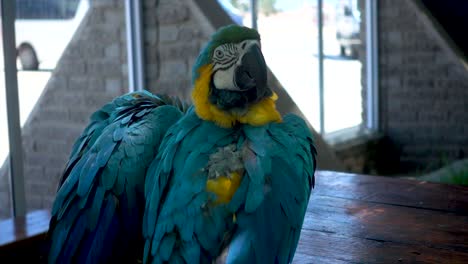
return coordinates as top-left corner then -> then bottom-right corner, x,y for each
211,40 -> 261,91
213,66 -> 237,91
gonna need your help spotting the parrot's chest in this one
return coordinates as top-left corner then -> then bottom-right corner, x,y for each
204,143 -> 245,204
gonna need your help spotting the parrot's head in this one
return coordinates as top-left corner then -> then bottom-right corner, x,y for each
191,25 -> 281,128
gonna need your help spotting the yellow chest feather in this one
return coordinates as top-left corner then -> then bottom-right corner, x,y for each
206,171 -> 242,204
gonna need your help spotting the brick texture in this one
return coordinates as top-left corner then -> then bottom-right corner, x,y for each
366,0 -> 468,171
143,0 -> 210,100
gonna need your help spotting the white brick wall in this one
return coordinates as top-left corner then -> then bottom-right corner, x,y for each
374,0 -> 468,171
143,0 -> 210,100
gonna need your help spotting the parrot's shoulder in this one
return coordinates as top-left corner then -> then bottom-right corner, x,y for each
268,113 -> 317,185
271,114 -> 314,139
242,113 -> 315,157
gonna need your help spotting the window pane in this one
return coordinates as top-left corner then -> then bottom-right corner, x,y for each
16,0 -> 81,20
324,0 -> 363,133
13,0 -> 90,214
0,7 -> 13,220
16,0 -> 87,70
12,0 -> 129,216
257,0 -> 321,130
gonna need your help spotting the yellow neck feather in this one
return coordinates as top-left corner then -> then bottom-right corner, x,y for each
191,64 -> 282,128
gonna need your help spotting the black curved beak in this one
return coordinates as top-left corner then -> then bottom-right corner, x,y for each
234,44 -> 268,92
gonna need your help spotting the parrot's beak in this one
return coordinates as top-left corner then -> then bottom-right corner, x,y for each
234,44 -> 268,94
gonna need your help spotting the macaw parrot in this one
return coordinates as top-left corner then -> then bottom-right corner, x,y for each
143,25 -> 316,264
47,92 -> 187,263
47,24 -> 316,264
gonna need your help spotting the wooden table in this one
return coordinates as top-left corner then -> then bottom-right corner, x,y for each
0,209 -> 50,261
295,171 -> 468,263
1,171 -> 468,263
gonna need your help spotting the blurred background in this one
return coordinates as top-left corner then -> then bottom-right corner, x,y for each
1,0 -> 467,219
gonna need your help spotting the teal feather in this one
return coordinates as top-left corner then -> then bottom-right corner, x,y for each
48,91 -> 184,263
225,230 -> 253,264
101,166 -> 117,191
49,202 -> 81,263
77,183 -> 94,210
159,233 -> 177,261
56,192 -> 78,220
61,213 -> 88,260
96,141 -> 116,167
162,141 -> 178,173
243,144 -> 265,213
224,113 -> 316,264
125,183 -> 137,213
244,126 -> 268,156
113,126 -> 125,141
124,142 -> 137,157
144,157 -> 160,201
76,153 -> 99,196
168,254 -> 185,264
120,113 -> 133,124
227,174 -> 249,212
51,160 -> 81,215
67,136 -> 91,169
143,240 -> 151,264
179,217 -> 196,241
135,108 -> 149,117
113,165 -> 126,196
84,196 -> 117,264
244,179 -> 264,213
181,241 -> 201,263
87,186 -> 105,230
145,165 -> 165,238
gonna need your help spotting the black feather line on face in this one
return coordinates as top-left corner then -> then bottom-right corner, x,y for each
215,57 -> 237,71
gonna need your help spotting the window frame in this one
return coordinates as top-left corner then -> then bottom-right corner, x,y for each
1,0 -> 27,217
248,0 -> 379,135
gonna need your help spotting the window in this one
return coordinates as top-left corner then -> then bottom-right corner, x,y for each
0,8 -> 13,218
15,0 -> 89,70
324,0 -> 363,133
221,0 -> 377,136
16,0 -> 81,20
1,0 -> 89,219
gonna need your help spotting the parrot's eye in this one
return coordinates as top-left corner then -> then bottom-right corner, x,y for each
214,49 -> 224,59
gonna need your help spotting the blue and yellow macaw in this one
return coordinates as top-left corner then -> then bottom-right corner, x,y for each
47,24 -> 316,264
143,25 -> 316,263
47,92 -> 186,263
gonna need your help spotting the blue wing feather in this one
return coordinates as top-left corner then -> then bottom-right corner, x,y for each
47,91 -> 184,263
